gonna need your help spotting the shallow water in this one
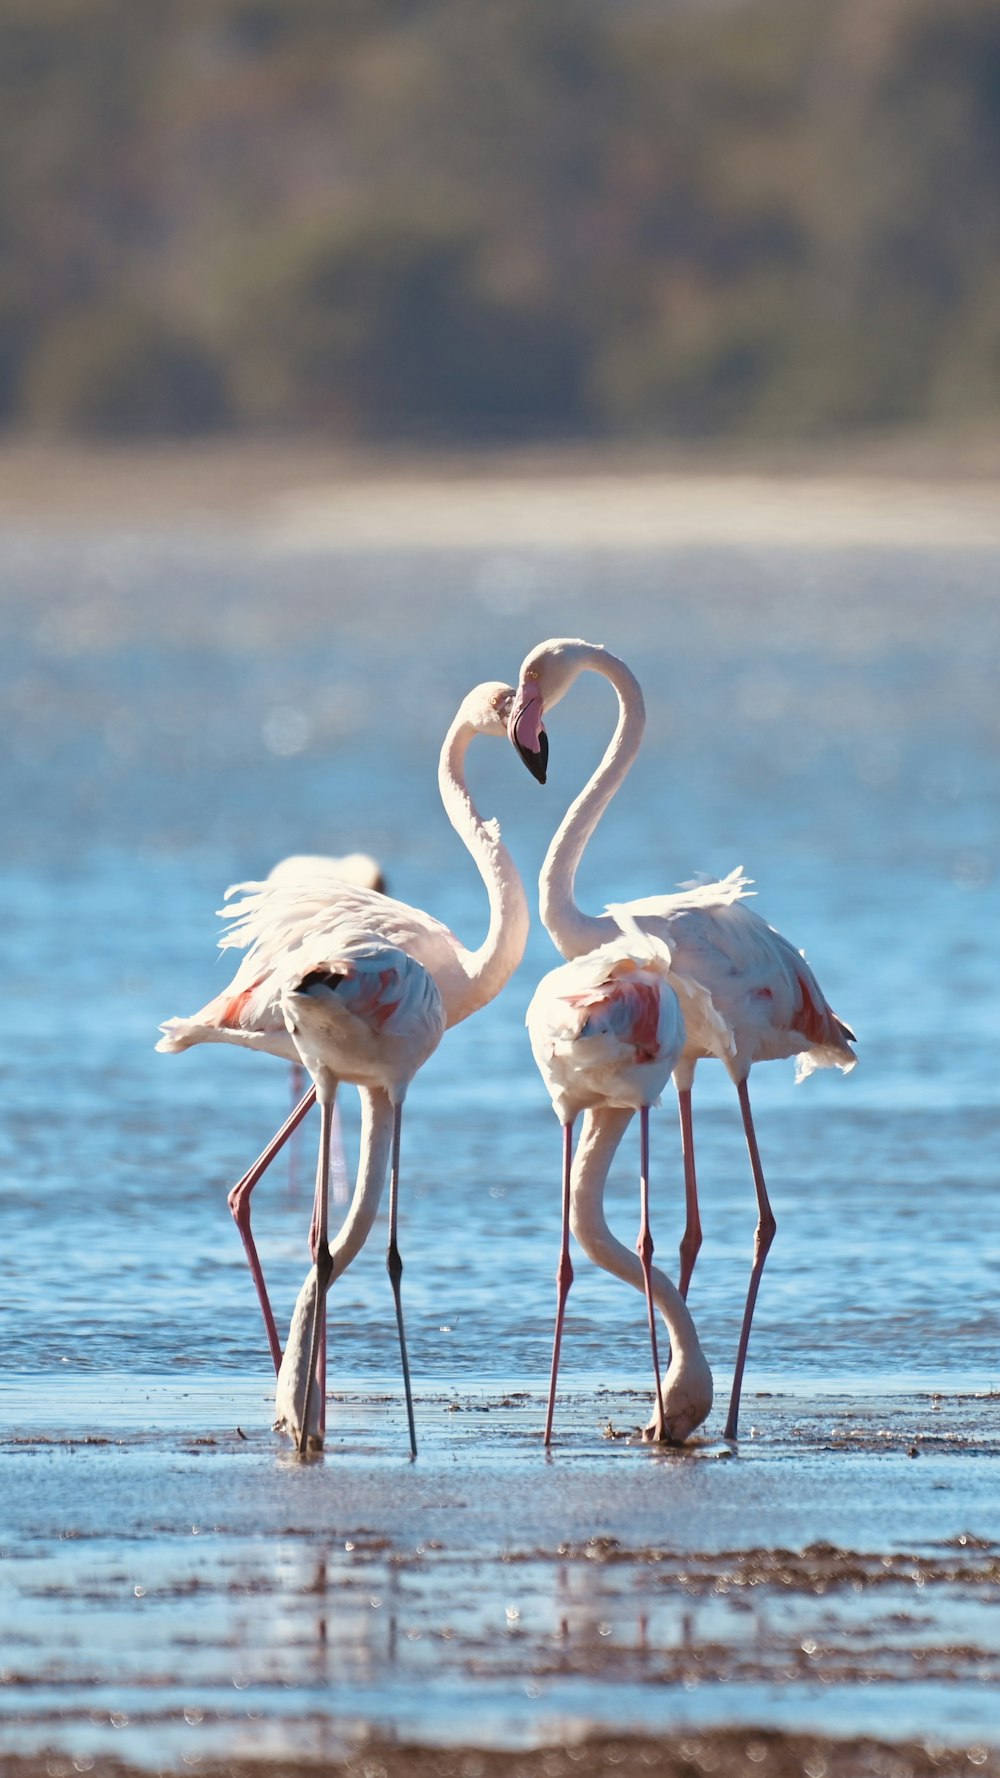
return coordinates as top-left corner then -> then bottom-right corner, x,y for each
1,526 -> 997,1389
1,512 -> 999,1761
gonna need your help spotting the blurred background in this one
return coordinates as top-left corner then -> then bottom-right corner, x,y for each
1,0 -> 999,448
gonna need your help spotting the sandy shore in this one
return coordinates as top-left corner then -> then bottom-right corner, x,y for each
0,437 -> 998,547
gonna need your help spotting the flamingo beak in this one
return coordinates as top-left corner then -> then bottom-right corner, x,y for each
507,684 -> 548,784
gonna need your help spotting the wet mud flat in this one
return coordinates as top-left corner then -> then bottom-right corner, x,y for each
2,1375 -> 999,1776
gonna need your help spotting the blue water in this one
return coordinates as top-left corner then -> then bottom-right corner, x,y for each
1,525 -> 998,1399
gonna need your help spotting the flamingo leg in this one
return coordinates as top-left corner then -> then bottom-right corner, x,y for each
676,1086 -> 702,1300
298,1089 -> 336,1455
544,1119 -> 576,1447
385,1101 -> 417,1459
288,1060 -> 307,1195
228,1084 -> 317,1374
636,1106 -> 666,1441
724,1076 -> 777,1442
307,1142 -> 328,1440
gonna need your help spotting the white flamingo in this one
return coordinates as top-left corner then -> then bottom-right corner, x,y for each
508,637 -> 856,1440
271,930 -> 445,1454
526,911 -> 719,1444
158,680 -> 530,1387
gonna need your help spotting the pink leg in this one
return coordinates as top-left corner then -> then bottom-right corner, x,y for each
676,1086 -> 702,1300
385,1102 -> 417,1459
330,1100 -> 350,1209
299,1093 -> 335,1456
544,1121 -> 575,1447
636,1106 -> 666,1442
291,1062 -> 348,1207
288,1060 -> 307,1195
724,1076 -> 777,1441
228,1084 -> 317,1375
307,1143 -> 328,1436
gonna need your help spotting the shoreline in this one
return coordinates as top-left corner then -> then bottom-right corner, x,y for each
0,435 -> 998,546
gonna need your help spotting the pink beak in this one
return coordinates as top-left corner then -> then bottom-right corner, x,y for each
508,684 -> 548,784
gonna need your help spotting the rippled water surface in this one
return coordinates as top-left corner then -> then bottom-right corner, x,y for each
1,524 -> 998,1398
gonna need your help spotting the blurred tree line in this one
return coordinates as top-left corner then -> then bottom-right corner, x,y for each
1,0 -> 998,443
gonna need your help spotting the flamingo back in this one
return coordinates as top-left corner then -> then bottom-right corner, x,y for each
527,940 -> 686,1125
279,933 -> 446,1102
611,884 -> 855,1082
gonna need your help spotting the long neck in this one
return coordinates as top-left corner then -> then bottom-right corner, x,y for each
329,1087 -> 395,1276
570,1107 -> 710,1392
540,649 -> 646,959
437,720 -> 530,1026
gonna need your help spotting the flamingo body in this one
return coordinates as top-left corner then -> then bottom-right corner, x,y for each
156,879 -> 473,1062
279,932 -> 446,1101
527,927 -> 686,1125
622,873 -> 855,1084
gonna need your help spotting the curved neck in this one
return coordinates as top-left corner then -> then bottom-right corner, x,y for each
540,648 -> 645,959
329,1087 -> 395,1275
437,718 -> 530,1025
570,1107 -> 705,1371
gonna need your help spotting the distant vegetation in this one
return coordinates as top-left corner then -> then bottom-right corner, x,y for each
2,0 -> 998,442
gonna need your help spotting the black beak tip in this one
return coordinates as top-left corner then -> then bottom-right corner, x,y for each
515,729 -> 548,785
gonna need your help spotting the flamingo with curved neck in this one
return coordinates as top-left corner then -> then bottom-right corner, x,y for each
526,916 -> 718,1443
508,637 -> 856,1440
159,680 -> 531,1381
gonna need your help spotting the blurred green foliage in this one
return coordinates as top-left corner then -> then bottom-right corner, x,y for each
0,0 -> 998,441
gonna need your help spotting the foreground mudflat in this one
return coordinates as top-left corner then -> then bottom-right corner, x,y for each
3,1733 -> 1000,1778
2,1376 -> 998,1773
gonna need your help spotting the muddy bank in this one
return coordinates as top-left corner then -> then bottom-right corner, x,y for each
3,1730 -> 999,1778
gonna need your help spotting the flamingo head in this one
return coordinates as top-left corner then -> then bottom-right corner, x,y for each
508,637 -> 599,784
458,680 -> 520,738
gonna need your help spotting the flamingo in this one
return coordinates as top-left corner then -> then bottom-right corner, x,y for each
508,637 -> 856,1441
526,911 -> 717,1444
270,930 -> 446,1454
158,679 -> 530,1386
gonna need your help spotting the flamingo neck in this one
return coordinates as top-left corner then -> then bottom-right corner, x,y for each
571,1106 -> 709,1379
540,647 -> 646,960
329,1088 -> 396,1277
437,717 -> 530,1026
